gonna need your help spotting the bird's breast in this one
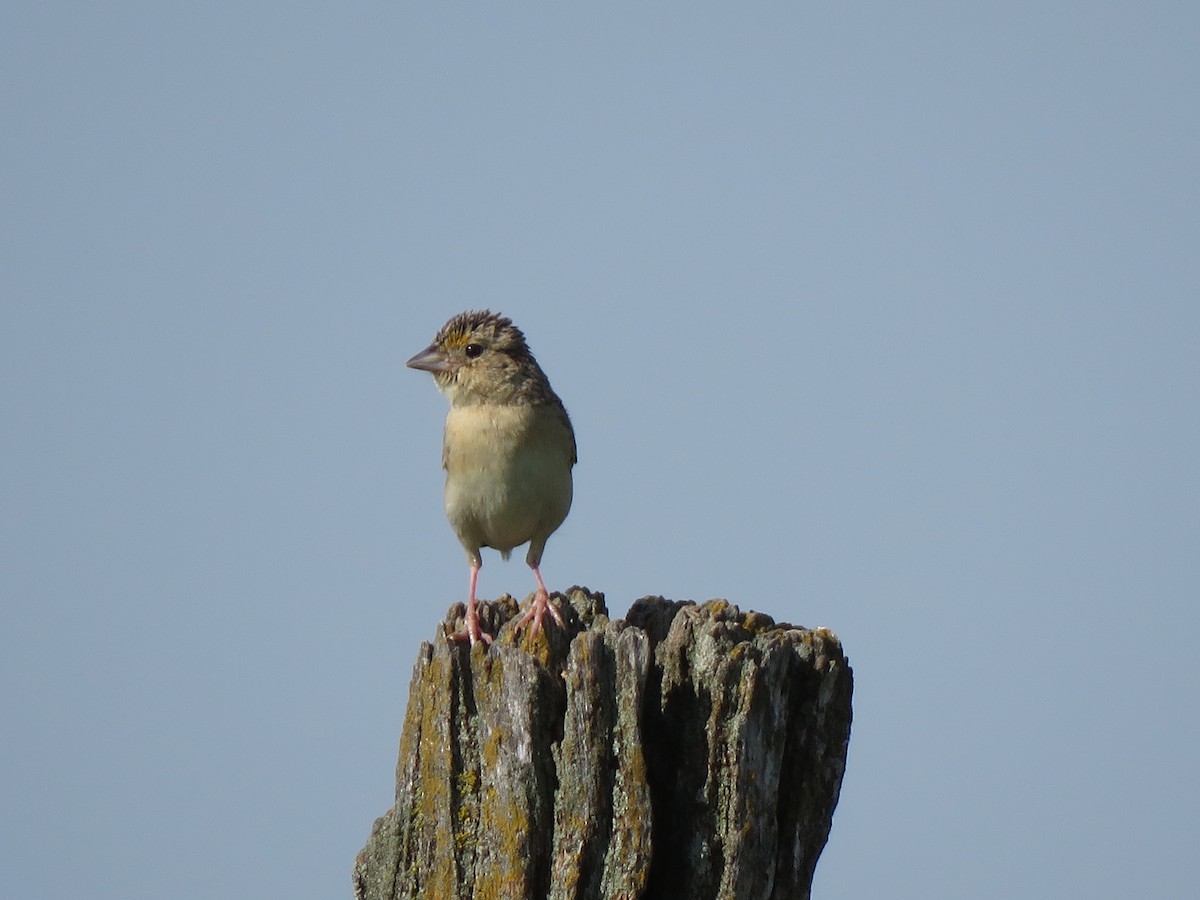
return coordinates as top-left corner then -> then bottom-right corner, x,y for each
441,403 -> 573,552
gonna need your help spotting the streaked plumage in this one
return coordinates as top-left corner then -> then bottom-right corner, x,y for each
406,310 -> 575,645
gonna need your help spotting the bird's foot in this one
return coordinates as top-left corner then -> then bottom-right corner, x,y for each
448,624 -> 493,646
514,589 -> 565,638
448,604 -> 493,646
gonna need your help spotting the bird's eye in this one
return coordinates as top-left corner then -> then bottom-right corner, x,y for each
464,343 -> 484,359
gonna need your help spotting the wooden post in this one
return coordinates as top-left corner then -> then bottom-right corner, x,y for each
355,589 -> 852,900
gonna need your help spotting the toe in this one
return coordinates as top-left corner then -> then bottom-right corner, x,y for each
514,591 -> 562,637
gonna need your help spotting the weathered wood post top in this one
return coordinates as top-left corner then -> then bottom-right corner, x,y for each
355,588 -> 853,900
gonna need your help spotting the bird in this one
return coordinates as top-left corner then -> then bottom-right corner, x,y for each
406,310 -> 576,646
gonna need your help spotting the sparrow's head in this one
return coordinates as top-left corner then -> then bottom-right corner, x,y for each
407,310 -> 549,405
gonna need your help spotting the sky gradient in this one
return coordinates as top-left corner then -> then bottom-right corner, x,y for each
3,4 -> 1198,898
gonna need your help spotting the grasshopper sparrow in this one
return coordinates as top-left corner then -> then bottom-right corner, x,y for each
407,310 -> 576,645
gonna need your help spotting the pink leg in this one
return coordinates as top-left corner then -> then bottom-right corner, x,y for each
450,561 -> 492,646
514,565 -> 565,637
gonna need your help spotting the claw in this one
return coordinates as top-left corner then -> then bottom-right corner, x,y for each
449,621 -> 493,646
514,589 -> 564,638
449,572 -> 493,646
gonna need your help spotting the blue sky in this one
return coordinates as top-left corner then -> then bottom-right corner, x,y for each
3,4 -> 1197,898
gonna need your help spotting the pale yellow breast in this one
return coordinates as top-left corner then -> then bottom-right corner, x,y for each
442,403 -> 573,554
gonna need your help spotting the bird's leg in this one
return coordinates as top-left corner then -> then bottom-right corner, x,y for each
514,564 -> 565,637
450,560 -> 492,646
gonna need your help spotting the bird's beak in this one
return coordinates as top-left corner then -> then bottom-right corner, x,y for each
406,343 -> 454,373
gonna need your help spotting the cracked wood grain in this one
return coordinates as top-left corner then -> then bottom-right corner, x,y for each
355,589 -> 852,900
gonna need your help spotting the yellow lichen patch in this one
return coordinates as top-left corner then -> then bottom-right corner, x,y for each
742,609 -> 776,633
475,789 -> 533,899
481,728 -> 502,771
705,598 -> 732,617
456,768 -> 480,796
518,629 -> 554,667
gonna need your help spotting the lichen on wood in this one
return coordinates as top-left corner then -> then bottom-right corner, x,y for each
355,588 -> 852,900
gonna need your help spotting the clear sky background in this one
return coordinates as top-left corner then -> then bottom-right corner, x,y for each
3,4 -> 1197,898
